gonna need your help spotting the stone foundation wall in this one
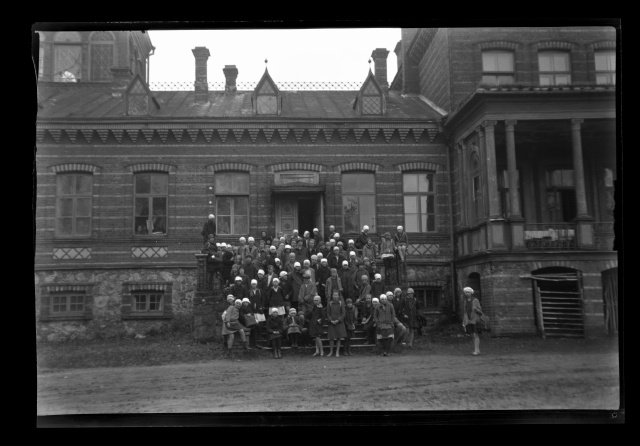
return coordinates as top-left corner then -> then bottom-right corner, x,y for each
35,268 -> 198,341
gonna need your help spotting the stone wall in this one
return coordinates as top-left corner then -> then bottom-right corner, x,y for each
35,268 -> 197,342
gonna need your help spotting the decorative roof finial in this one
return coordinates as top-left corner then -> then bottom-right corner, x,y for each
265,58 -> 268,64
368,58 -> 372,65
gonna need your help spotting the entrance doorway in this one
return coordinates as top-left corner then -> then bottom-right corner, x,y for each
275,194 -> 323,237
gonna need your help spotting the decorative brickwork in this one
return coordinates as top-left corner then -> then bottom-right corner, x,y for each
128,163 -> 175,173
335,162 -> 380,172
268,162 -> 325,173
53,248 -> 92,260
51,163 -> 99,174
532,41 -> 577,52
207,162 -> 255,173
477,41 -> 521,51
589,40 -> 616,50
131,246 -> 168,258
395,162 -> 444,172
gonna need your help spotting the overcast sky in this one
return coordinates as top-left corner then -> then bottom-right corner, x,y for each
146,28 -> 400,87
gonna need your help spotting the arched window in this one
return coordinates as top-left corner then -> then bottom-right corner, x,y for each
134,172 -> 168,235
89,31 -> 115,81
215,172 -> 250,235
538,51 -> 571,86
342,172 -> 376,233
56,172 -> 93,237
481,51 -> 514,85
403,171 -> 436,232
53,32 -> 82,82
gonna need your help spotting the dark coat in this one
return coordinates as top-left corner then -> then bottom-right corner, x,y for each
201,220 -> 216,241
355,231 -> 369,249
267,286 -> 286,308
248,288 -> 264,313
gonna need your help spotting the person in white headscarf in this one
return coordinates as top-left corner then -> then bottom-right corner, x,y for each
462,287 -> 483,356
201,214 -> 216,242
394,225 -> 409,263
374,294 -> 396,356
221,298 -> 251,357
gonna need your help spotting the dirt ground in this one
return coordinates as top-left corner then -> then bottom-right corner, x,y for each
37,335 -> 621,416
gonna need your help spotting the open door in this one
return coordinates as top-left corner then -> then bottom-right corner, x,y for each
276,199 -> 297,236
314,194 -> 324,236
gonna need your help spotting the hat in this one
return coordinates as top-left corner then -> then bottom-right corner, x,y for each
293,229 -> 299,234
313,295 -> 321,301
251,279 -> 257,285
285,245 -> 292,250
248,237 -> 254,242
463,287 -> 474,293
380,294 -> 388,300
239,237 -> 246,242
334,233 -> 340,238
321,258 -> 328,264
294,262 -> 301,268
349,251 -> 356,256
258,269 -> 265,275
317,253 -> 323,258
407,288 -> 415,294
275,258 -> 281,263
216,243 -> 221,247
363,225 -> 369,231
304,231 -> 310,236
303,272 -> 311,278
348,239 -> 354,244
279,271 -> 287,277
303,259 -> 310,266
372,298 -> 380,303
227,294 -> 235,301
242,298 -> 250,303
313,228 -> 319,233
337,241 -> 344,246
208,214 -> 215,219
374,273 -> 381,279
397,225 -> 403,231
235,276 -> 242,282
220,242 -> 227,247
270,245 -> 277,251
271,308 -> 279,314
386,291 -> 393,297
342,260 -> 349,266
311,255 -> 318,260
333,246 -> 340,251
272,278 -> 280,285
394,288 -> 402,294
234,299 -> 242,305
289,308 -> 297,313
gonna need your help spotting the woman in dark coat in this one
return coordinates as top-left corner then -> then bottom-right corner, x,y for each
374,294 -> 396,357
343,298 -> 358,356
283,307 -> 303,348
402,287 -> 419,347
266,308 -> 284,359
266,278 -> 286,316
326,291 -> 347,357
221,243 -> 235,286
309,295 -> 326,357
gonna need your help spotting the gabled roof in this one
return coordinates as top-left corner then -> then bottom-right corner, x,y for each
36,85 -> 444,121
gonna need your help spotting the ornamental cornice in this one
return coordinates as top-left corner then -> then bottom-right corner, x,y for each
35,123 -> 442,145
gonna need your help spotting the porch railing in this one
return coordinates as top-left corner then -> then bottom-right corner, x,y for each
524,223 -> 577,250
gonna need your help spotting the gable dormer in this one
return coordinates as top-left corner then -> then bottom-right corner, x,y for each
252,67 -> 281,115
125,73 -> 159,116
355,69 -> 386,116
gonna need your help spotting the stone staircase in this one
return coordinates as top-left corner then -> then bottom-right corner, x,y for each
253,320 -> 374,351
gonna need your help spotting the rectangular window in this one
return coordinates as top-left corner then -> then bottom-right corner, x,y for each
595,51 -> 616,85
90,43 -> 114,81
472,174 -> 483,222
414,288 -> 441,308
56,174 -> 92,237
482,51 -> 515,85
538,52 -> 571,86
342,172 -> 376,233
133,293 -> 164,312
134,173 -> 168,235
215,172 -> 250,235
403,172 -> 436,232
51,294 -> 85,314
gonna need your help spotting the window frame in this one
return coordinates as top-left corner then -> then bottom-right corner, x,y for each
256,79 -> 278,115
121,282 -> 173,320
538,51 -> 572,86
53,32 -> 82,83
133,172 -> 168,236
341,171 -> 376,234
470,155 -> 484,224
50,293 -> 86,315
56,173 -> 93,238
39,283 -> 95,322
89,31 -> 115,82
360,80 -> 383,116
413,287 -> 442,309
545,167 -> 577,223
132,291 -> 164,313
594,50 -> 616,85
402,172 -> 437,233
215,172 -> 250,236
481,50 -> 515,86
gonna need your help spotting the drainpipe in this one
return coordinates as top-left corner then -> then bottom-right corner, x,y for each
444,125 -> 457,315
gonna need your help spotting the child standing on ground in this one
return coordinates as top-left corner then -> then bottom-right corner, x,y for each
343,298 -> 358,356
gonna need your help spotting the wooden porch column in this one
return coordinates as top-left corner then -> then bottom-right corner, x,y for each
570,118 -> 595,248
505,120 -> 525,249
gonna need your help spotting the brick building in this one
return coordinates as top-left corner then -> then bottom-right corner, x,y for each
392,27 -> 618,337
34,27 -> 618,341
34,31 -> 453,341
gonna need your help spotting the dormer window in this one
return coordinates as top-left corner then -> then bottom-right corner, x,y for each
253,69 -> 280,115
126,74 -> 153,115
356,70 -> 385,116
89,31 -> 115,81
53,32 -> 82,82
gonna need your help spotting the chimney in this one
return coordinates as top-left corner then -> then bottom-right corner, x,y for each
110,67 -> 133,98
191,47 -> 210,103
371,48 -> 390,93
223,65 -> 239,94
